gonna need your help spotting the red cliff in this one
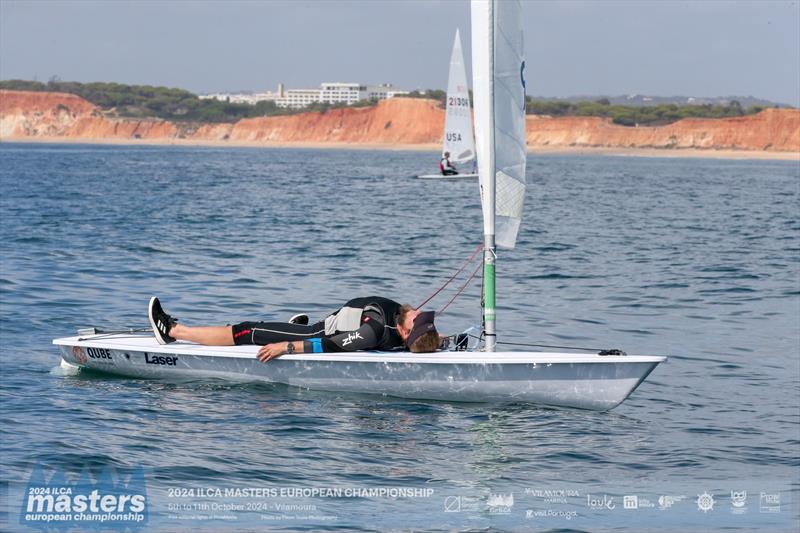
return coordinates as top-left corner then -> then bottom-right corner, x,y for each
1,90 -> 798,154
526,109 -> 799,152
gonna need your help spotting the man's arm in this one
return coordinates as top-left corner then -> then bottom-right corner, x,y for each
257,340 -> 303,362
257,320 -> 382,362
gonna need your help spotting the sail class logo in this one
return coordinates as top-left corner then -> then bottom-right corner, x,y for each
19,463 -> 148,530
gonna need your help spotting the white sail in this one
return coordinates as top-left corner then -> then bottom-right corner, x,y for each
443,29 -> 476,163
471,0 -> 527,249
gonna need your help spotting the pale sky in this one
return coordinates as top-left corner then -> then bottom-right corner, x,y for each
1,0 -> 798,105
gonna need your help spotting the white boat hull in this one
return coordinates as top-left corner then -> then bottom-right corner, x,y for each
417,173 -> 479,180
53,335 -> 664,411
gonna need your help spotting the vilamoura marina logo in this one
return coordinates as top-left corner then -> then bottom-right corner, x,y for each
19,463 -> 148,531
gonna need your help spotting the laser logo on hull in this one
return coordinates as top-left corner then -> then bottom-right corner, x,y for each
144,354 -> 177,366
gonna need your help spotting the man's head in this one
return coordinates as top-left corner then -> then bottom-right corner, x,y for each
444,151 -> 450,158
396,305 -> 441,353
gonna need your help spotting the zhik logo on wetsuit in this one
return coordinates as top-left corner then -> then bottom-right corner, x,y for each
341,332 -> 363,347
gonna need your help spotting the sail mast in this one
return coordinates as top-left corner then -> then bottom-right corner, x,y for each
471,0 -> 497,351
472,0 -> 527,352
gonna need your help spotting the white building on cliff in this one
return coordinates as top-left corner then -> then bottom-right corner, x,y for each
201,83 -> 408,109
278,82 -> 408,108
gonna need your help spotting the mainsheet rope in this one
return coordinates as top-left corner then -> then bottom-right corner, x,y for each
415,242 -> 484,313
437,260 -> 483,316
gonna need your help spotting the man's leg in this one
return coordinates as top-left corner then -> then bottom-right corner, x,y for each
232,321 -> 326,346
169,320 -> 326,346
170,324 -> 234,345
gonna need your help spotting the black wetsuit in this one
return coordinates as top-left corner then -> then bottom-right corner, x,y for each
231,296 -> 405,353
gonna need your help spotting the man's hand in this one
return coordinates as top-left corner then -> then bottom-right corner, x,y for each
258,342 -> 288,363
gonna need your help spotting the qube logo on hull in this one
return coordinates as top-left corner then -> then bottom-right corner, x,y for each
87,347 -> 112,360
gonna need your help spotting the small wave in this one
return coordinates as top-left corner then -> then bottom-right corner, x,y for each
612,328 -> 655,336
13,236 -> 47,244
525,273 -> 596,280
129,244 -> 173,254
229,277 -> 262,285
698,286 -> 756,293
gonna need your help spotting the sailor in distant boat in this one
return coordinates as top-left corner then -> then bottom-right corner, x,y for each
440,151 -> 459,175
148,296 -> 442,362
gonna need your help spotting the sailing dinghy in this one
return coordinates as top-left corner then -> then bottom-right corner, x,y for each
417,29 -> 479,180
53,0 -> 665,411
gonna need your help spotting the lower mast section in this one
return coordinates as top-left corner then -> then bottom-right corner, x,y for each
483,234 -> 496,352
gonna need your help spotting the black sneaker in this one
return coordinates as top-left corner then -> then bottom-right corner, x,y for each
149,297 -> 177,345
288,313 -> 309,325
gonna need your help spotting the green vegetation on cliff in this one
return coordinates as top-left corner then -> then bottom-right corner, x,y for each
0,79 -> 386,122
0,79 -> 774,127
0,79 -> 300,122
526,98 -> 765,126
398,90 -> 765,126
397,89 -> 447,106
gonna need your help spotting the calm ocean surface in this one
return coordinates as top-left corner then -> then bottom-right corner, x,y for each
1,143 -> 798,532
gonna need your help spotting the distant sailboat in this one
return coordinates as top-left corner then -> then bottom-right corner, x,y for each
417,29 -> 479,180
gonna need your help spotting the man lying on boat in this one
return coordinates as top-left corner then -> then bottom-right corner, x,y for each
148,296 -> 442,362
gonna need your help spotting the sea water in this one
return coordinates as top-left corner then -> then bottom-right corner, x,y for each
0,143 -> 797,532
